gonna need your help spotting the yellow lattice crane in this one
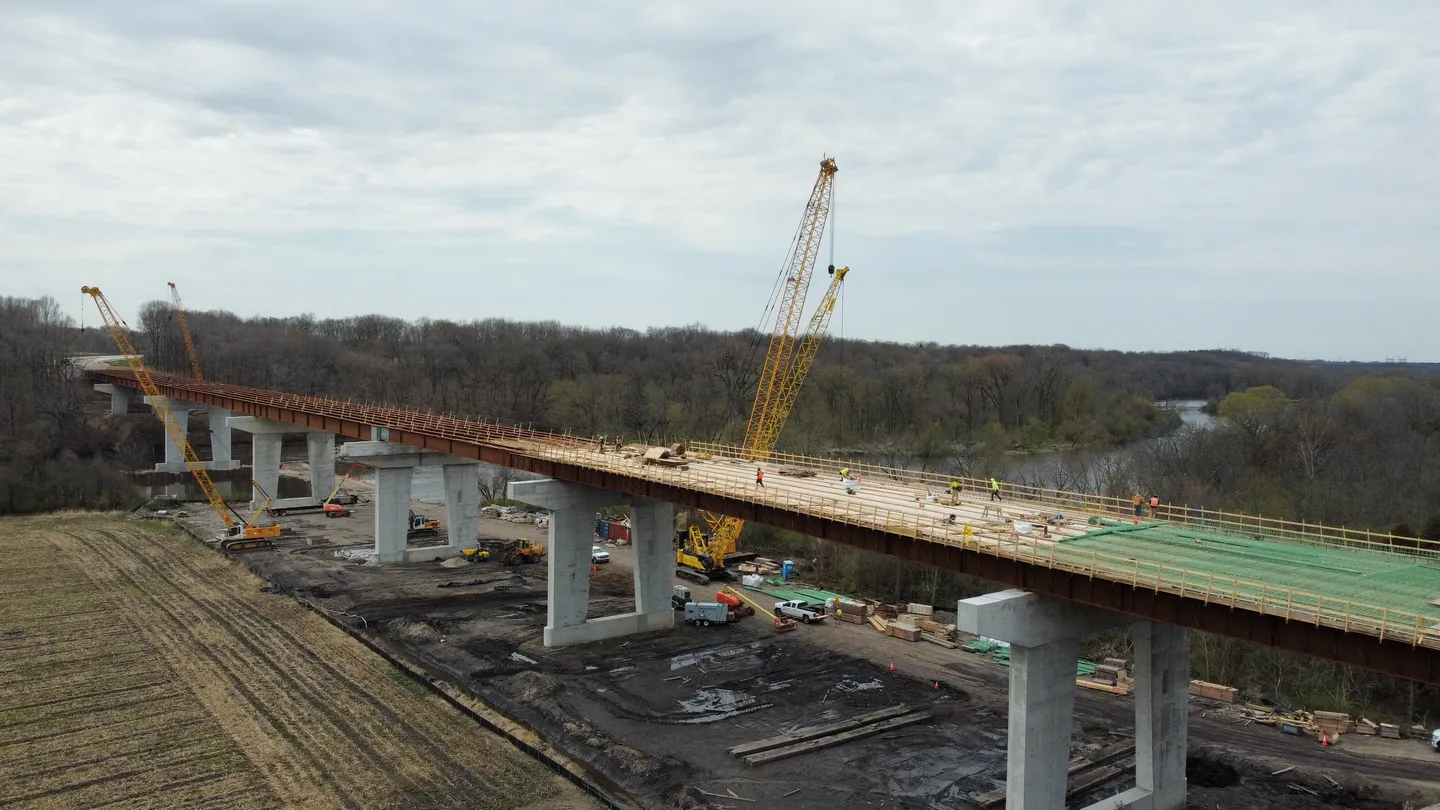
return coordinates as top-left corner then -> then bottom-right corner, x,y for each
676,158 -> 850,583
167,281 -> 203,380
82,286 -> 279,548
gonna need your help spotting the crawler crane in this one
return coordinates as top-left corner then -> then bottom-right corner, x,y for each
676,157 -> 852,584
82,286 -> 281,549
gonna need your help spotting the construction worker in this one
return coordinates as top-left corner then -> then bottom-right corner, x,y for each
1132,492 -> 1144,517
756,468 -> 765,488
989,477 -> 1001,502
1149,495 -> 1160,518
615,435 -> 623,451
949,479 -> 960,504
840,467 -> 851,481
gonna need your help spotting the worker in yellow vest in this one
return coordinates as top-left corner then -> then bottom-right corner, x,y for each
840,467 -> 851,481
949,479 -> 960,504
989,477 -> 1001,502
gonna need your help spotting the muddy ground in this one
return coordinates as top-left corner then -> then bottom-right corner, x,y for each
170,496 -> 1440,810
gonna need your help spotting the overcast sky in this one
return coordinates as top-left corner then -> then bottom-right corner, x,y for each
2,2 -> 1437,361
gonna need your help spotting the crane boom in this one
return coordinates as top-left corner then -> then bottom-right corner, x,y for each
743,157 -> 837,459
81,286 -> 278,542
679,158 -> 848,576
167,282 -> 204,380
751,265 -> 849,449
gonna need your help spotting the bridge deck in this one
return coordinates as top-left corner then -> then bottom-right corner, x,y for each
88,369 -> 1440,659
542,442 -> 1440,646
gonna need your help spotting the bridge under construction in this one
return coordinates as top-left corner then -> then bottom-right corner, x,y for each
87,365 -> 1440,810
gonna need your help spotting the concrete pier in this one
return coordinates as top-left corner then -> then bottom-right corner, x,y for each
145,396 -> 190,473
957,589 -> 1188,810
508,479 -> 675,647
306,433 -> 336,500
339,441 -> 480,564
205,408 -> 241,470
94,384 -> 135,416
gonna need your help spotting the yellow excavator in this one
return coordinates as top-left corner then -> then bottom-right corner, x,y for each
83,286 -> 282,550
675,157 -> 851,584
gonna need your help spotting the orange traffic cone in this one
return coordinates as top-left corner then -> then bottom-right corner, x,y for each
888,663 -> 895,672
1320,732 -> 1330,746
933,681 -> 939,690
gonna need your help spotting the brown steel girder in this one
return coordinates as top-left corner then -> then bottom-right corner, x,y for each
91,371 -> 1440,684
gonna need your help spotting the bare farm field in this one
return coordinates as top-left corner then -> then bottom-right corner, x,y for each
0,512 -> 597,810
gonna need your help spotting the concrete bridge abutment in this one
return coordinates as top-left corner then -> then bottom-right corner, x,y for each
957,589 -> 1188,810
508,478 -> 674,647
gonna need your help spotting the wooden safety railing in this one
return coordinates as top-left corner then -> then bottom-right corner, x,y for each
529,442 -> 1440,649
689,442 -> 1440,558
93,370 -> 1440,646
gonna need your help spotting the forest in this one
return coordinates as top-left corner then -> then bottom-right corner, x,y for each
3,293 -> 1439,721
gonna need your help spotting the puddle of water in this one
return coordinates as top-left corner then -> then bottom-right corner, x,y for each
667,640 -> 766,671
673,687 -> 772,724
834,678 -> 885,692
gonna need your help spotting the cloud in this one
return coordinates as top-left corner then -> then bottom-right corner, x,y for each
1,1 -> 1437,359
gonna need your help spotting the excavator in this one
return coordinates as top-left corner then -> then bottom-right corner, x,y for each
675,157 -> 851,584
407,510 -> 442,538
83,286 -> 283,550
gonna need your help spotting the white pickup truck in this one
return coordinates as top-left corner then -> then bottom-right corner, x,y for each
774,599 -> 828,624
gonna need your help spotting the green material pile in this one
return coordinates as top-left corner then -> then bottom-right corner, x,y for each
961,639 -> 1094,675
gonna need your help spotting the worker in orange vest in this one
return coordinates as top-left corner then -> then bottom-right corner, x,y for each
755,468 -> 765,488
1149,495 -> 1160,518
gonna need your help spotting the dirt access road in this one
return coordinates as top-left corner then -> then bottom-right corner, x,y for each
0,512 -> 597,810
221,505 -> 1440,810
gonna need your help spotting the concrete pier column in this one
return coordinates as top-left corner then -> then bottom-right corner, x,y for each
204,408 -> 241,470
339,441 -> 479,564
958,590 -> 1139,810
442,463 -> 480,550
94,384 -> 135,416
630,500 -> 676,618
1007,637 -> 1080,808
508,479 -> 674,646
146,396 -> 190,473
374,466 -> 412,564
1132,622 -> 1189,810
545,506 -> 595,643
227,416 -> 305,512
306,433 -> 336,500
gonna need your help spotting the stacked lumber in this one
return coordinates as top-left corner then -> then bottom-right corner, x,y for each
776,466 -> 818,477
642,447 -> 689,468
1379,722 -> 1401,739
920,632 -> 957,648
837,611 -> 865,624
728,705 -> 929,766
1189,680 -> 1239,703
1313,710 -> 1352,738
868,615 -> 889,633
1077,679 -> 1131,696
1092,665 -> 1122,686
875,604 -> 902,620
838,598 -> 869,618
888,624 -> 921,642
1354,718 -> 1379,736
907,603 -> 934,617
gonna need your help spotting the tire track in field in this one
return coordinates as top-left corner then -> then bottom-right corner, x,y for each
72,530 -> 347,809
97,528 -> 426,805
121,523 -> 554,802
